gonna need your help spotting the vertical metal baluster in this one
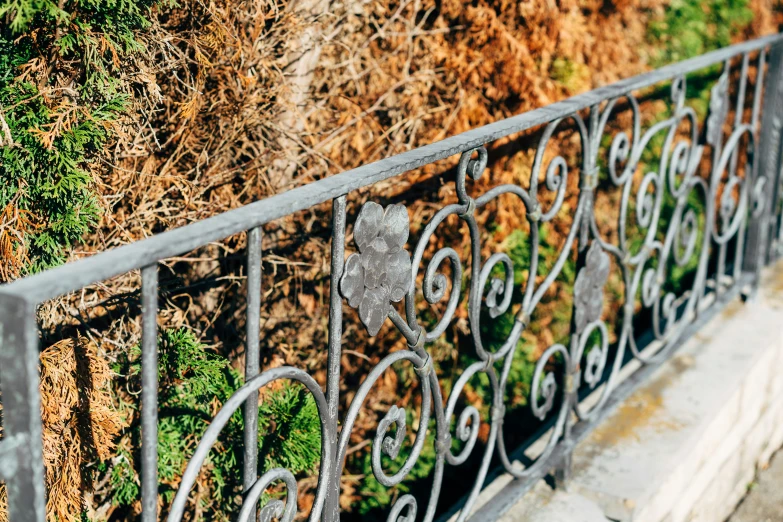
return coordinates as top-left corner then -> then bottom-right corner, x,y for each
714,61 -> 734,297
729,54 -> 750,178
731,53 -> 750,280
742,49 -> 767,295
716,245 -> 727,296
323,196 -> 347,522
0,293 -> 45,522
556,104 -> 600,488
141,265 -> 159,522
775,157 -> 783,260
746,42 -> 783,281
711,62 -> 731,300
765,44 -> 783,263
244,227 -> 263,496
751,50 -> 767,132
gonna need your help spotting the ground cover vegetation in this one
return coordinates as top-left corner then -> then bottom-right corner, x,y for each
0,0 -> 781,520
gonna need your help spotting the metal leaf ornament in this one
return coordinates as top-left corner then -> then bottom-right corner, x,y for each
573,242 -> 610,334
705,70 -> 729,146
340,202 -> 413,336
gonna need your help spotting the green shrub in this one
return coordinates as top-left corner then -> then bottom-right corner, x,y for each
0,0 -> 162,277
648,0 -> 754,66
108,329 -> 321,519
258,383 -> 322,475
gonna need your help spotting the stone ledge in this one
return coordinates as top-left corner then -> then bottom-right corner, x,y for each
568,262 -> 783,522
498,482 -> 609,522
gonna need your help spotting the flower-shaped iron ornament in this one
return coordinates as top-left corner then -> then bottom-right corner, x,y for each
573,242 -> 610,333
340,202 -> 413,336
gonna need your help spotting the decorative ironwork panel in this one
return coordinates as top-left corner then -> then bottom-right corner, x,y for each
1,33 -> 783,522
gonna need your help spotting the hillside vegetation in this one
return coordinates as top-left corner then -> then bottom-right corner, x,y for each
0,0 -> 780,520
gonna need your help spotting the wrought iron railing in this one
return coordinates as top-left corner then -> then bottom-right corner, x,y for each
3,33 -> 783,522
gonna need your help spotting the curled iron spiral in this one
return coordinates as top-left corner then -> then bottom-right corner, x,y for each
166,51 -> 768,522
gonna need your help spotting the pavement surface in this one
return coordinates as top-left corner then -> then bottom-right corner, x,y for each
726,449 -> 783,522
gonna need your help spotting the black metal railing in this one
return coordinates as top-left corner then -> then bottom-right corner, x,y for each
2,33 -> 783,522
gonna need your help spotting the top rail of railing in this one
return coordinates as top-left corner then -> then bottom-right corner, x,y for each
3,32 -> 783,304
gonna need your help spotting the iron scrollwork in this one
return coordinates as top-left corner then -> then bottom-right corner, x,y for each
324,52 -> 767,521
157,42 -> 781,522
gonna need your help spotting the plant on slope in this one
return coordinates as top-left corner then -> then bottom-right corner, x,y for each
0,0 -> 163,278
0,336 -> 126,522
648,0 -> 754,66
0,329 -> 322,521
107,328 -> 321,520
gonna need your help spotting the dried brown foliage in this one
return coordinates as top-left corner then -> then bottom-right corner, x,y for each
311,0 -> 665,171
0,195 -> 39,280
0,336 -> 126,522
40,337 -> 126,521
95,0 -> 308,250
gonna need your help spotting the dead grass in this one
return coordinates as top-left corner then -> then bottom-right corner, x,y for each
0,337 -> 126,522
42,337 -> 126,521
